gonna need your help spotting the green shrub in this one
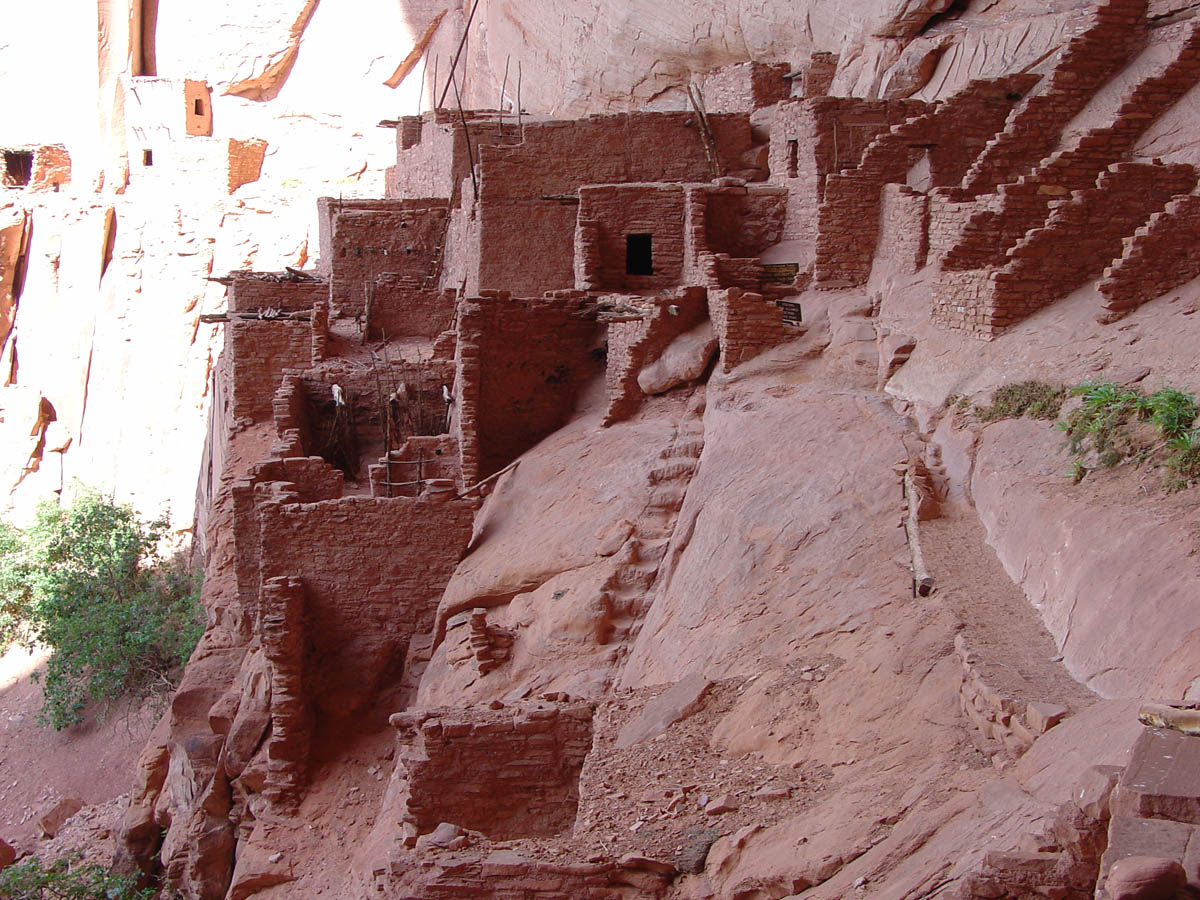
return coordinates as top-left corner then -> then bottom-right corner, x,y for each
974,381 -> 1065,422
1056,382 -> 1200,490
0,856 -> 152,899
2,489 -> 204,729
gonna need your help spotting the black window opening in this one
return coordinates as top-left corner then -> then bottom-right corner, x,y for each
626,233 -> 653,276
194,98 -> 204,116
2,150 -> 33,187
143,149 -> 154,167
787,139 -> 799,178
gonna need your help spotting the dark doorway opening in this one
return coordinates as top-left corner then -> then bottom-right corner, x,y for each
2,151 -> 33,187
194,98 -> 204,116
787,139 -> 799,178
625,233 -> 653,276
142,149 -> 154,167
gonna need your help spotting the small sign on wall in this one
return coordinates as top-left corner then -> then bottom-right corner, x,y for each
776,300 -> 802,326
762,262 -> 799,284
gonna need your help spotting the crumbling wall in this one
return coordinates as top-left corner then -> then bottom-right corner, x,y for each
391,702 -> 594,839
709,287 -> 784,372
702,184 -> 788,260
1097,191 -> 1200,322
257,496 -> 474,720
228,277 -> 326,313
455,291 -> 600,484
319,199 -> 449,318
604,287 -> 709,424
768,98 -> 920,255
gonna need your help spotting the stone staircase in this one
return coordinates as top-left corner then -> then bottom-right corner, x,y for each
603,414 -> 705,648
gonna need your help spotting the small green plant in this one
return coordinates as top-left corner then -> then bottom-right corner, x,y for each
0,856 -> 152,899
0,488 -> 204,729
974,381 -> 1065,423
1056,382 -> 1200,490
1067,459 -> 1088,484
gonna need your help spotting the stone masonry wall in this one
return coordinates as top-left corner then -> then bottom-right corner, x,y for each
934,162 -> 1196,337
228,318 -> 314,422
324,199 -> 449,318
475,112 -> 753,297
227,277 -> 326,313
699,61 -> 790,113
878,184 -> 930,275
768,98 -> 923,258
391,701 -> 594,839
454,291 -> 601,484
604,287 -> 709,425
575,184 -> 686,292
1098,191 -> 1200,321
709,287 -> 785,372
257,496 -> 475,720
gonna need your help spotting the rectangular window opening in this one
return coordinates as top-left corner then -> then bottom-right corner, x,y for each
2,150 -> 33,187
787,139 -> 799,178
194,98 -> 204,116
142,149 -> 154,167
625,233 -> 653,276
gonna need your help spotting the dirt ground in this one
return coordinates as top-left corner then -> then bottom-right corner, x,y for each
0,644 -> 157,864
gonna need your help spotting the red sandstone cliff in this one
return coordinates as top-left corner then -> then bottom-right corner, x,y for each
7,2 -> 1200,900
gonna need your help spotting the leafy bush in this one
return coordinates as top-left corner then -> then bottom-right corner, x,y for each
0,856 -> 152,899
0,489 -> 204,729
974,381 -> 1065,422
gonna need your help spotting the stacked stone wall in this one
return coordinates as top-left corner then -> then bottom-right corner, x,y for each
709,287 -> 784,372
575,184 -> 686,292
392,702 -> 594,840
603,287 -> 709,424
476,112 -> 753,297
1098,192 -> 1200,321
454,291 -> 600,484
699,61 -> 790,112
257,496 -> 474,720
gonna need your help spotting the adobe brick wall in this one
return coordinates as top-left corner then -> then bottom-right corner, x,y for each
1098,191 -> 1200,321
321,199 -> 449,318
878,184 -> 930,275
575,184 -> 686,292
794,51 -> 838,98
454,291 -> 601,484
391,702 -> 594,839
257,496 -> 474,719
700,61 -> 790,112
709,287 -> 785,372
474,112 -> 753,297
604,287 -> 709,425
366,285 -> 456,341
388,110 -> 502,206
